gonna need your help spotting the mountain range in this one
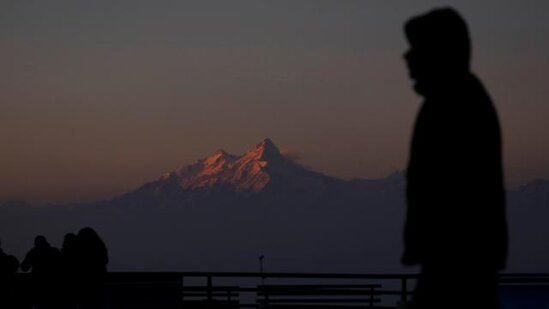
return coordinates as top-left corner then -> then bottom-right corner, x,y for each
1,139 -> 548,273
118,138 -> 346,207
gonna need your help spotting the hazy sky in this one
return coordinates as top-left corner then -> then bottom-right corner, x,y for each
1,1 -> 548,204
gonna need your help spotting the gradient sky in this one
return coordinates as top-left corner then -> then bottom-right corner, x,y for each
1,1 -> 548,204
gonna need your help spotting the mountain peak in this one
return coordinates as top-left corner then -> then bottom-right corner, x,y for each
258,138 -> 276,148
244,138 -> 283,162
204,149 -> 236,166
133,139 -> 339,197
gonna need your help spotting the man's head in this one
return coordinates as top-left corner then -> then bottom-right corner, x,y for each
34,235 -> 48,247
403,8 -> 471,95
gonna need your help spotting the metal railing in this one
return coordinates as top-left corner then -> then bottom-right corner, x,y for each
101,272 -> 549,308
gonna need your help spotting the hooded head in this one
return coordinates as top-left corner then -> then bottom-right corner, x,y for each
403,8 -> 471,95
63,233 -> 77,249
34,235 -> 49,248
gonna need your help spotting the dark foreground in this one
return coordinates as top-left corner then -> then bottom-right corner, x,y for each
2,272 -> 549,308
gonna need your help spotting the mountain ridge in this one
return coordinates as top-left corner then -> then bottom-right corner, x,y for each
2,139 -> 547,209
0,139 -> 548,272
123,138 -> 347,204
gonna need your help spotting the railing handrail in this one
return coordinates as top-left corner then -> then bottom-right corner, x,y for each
103,271 -> 549,279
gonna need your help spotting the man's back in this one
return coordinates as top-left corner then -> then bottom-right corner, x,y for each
22,244 -> 61,276
405,73 -> 507,269
401,7 -> 508,309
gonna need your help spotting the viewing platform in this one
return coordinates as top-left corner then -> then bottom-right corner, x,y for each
14,271 -> 543,309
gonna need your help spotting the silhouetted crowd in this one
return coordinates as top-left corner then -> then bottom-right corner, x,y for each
0,227 -> 108,309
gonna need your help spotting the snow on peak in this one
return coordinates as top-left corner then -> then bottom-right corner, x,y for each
204,149 -> 235,166
152,139 -> 321,194
243,138 -> 283,162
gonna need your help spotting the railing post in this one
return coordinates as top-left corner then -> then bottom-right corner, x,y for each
369,286 -> 374,307
182,275 -> 185,304
401,277 -> 408,304
263,284 -> 269,308
207,275 -> 213,304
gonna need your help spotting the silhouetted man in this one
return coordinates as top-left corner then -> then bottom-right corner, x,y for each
0,241 -> 6,260
0,241 -> 20,307
0,241 -> 19,277
21,235 -> 62,309
75,227 -> 108,309
61,233 -> 78,309
402,8 -> 508,309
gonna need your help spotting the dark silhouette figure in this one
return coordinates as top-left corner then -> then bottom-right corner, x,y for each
0,241 -> 8,264
402,8 -> 508,309
0,241 -> 21,307
0,241 -> 11,277
61,233 -> 78,309
21,235 -> 62,309
75,227 -> 108,309
61,233 -> 78,262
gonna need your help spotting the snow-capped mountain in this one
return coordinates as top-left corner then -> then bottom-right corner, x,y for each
1,139 -> 548,273
122,139 -> 344,206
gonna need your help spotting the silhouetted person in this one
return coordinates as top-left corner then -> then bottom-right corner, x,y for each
61,233 -> 78,309
75,227 -> 108,309
0,241 -> 6,259
0,241 -> 21,307
21,235 -> 62,309
0,242 -> 9,278
62,233 -> 78,259
402,8 -> 508,309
